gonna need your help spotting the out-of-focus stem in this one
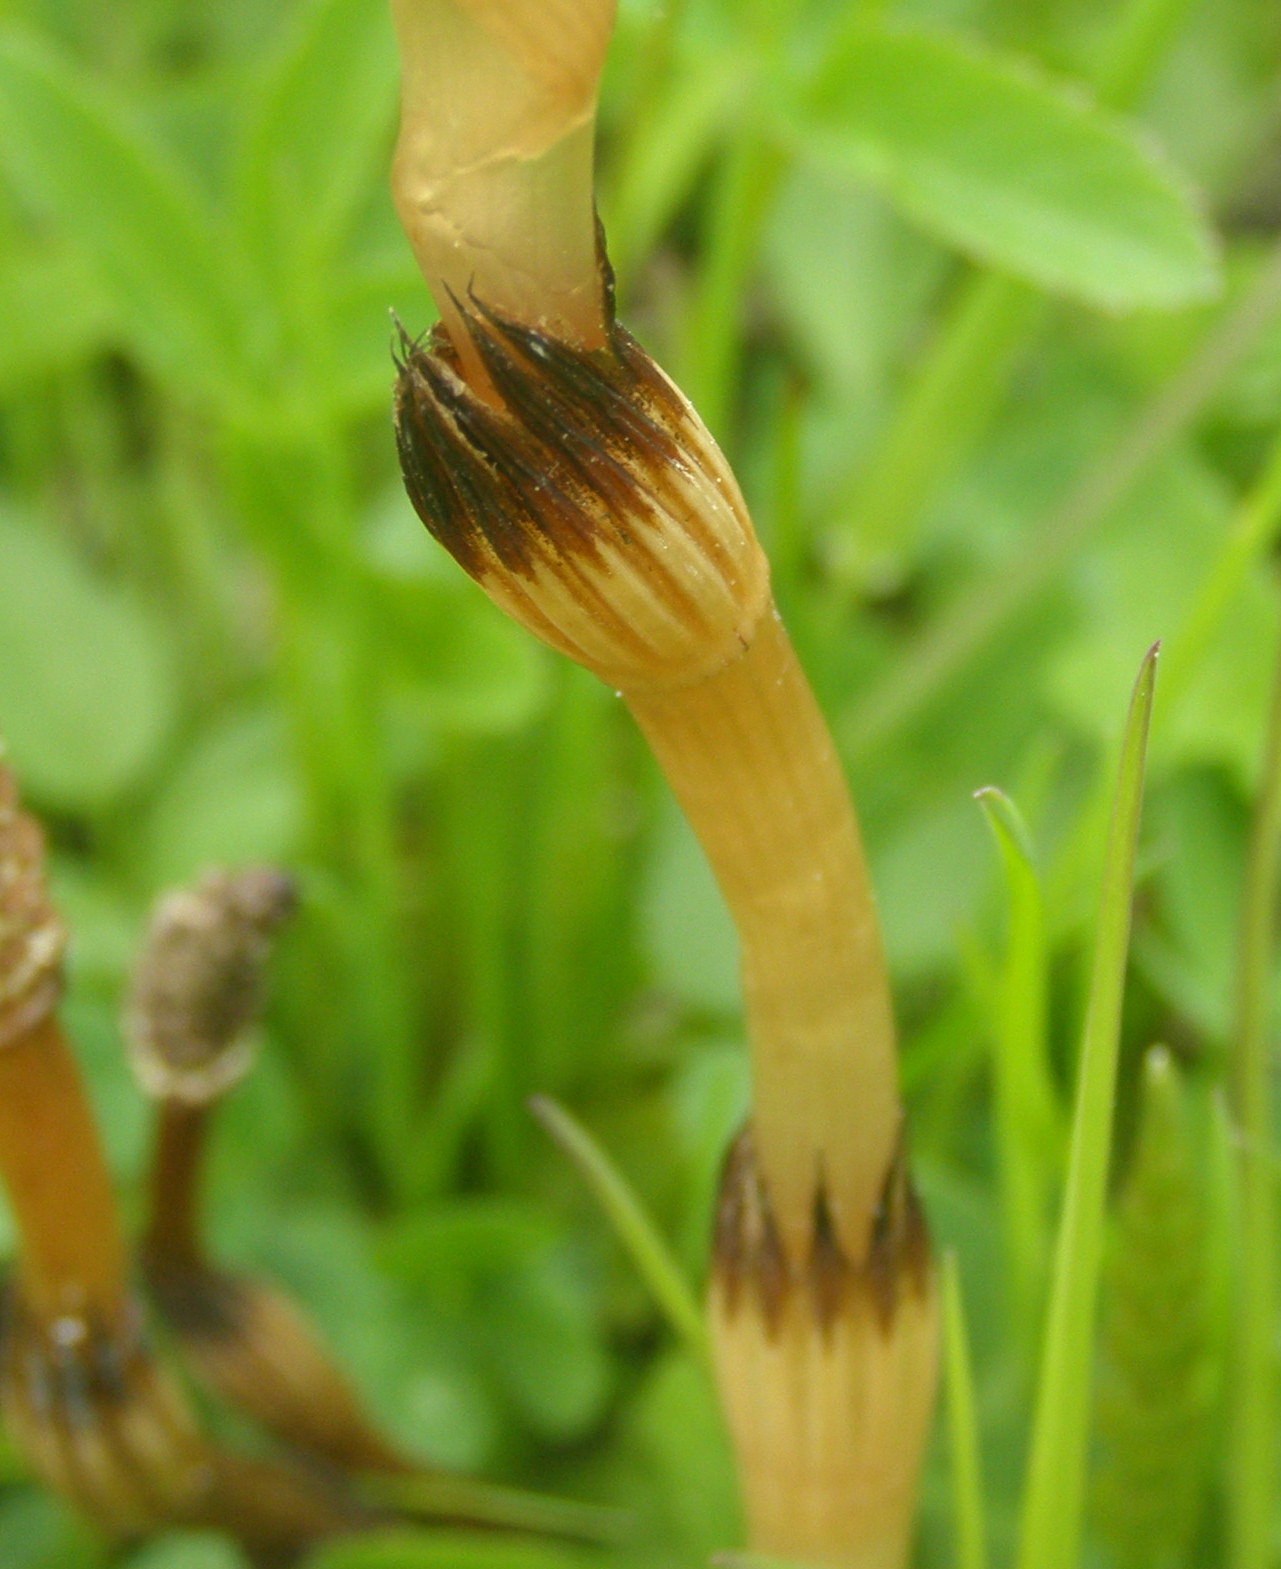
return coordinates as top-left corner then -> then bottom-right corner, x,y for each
143,1099 -> 208,1269
0,1014 -> 130,1325
127,870 -> 410,1481
0,766 -> 371,1559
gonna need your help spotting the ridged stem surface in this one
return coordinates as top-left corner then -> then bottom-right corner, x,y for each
629,606 -> 899,1263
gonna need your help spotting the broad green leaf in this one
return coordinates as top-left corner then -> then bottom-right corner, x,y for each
0,518 -> 178,810
1046,447 -> 1276,784
785,23 -> 1219,311
0,1490 -> 105,1569
640,799 -> 738,1012
628,1350 -> 741,1563
1092,1048 -> 1219,1569
141,706 -> 303,887
0,28 -> 250,398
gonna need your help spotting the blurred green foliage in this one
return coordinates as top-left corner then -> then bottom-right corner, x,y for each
0,0 -> 1279,1564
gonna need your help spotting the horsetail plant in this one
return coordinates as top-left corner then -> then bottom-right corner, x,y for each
128,866 -> 413,1480
388,3 -> 936,1563
0,758 -> 379,1566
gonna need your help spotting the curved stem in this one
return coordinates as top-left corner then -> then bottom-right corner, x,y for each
629,607 -> 898,1263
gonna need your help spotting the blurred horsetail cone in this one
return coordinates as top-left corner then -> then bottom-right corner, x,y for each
125,867 -> 295,1105
0,759 -> 65,1050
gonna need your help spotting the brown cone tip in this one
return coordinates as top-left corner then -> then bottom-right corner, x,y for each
712,1125 -> 932,1338
0,761 -> 66,1050
125,867 -> 296,1103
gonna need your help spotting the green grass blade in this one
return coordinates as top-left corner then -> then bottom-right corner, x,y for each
942,1251 -> 988,1569
360,1473 -> 629,1545
1015,643 -> 1158,1569
529,1096 -> 709,1362
975,787 -> 1060,1325
1228,621 -> 1281,1569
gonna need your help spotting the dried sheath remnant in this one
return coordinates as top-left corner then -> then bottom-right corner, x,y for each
394,296 -> 900,1265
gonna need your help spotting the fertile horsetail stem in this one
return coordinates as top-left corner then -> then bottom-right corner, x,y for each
393,292 -> 900,1269
389,5 -> 935,1561
128,868 -> 408,1478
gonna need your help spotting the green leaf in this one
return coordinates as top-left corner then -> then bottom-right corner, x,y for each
0,27 -> 250,398
0,518 -> 178,811
233,0 -> 398,295
785,23 -> 1219,311
640,799 -> 738,1011
1092,1048 -> 1220,1569
141,706 -> 303,887
628,1350 -> 741,1563
0,240 -> 115,390
1016,643 -> 1158,1569
124,1531 -> 250,1569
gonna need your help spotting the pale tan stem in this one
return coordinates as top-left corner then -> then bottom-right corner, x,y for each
629,607 -> 899,1263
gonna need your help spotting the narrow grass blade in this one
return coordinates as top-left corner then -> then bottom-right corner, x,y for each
942,1251 -> 988,1569
1015,643 -> 1159,1569
529,1095 -> 709,1361
361,1473 -> 629,1546
1228,622 -> 1281,1569
975,787 -> 1060,1325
